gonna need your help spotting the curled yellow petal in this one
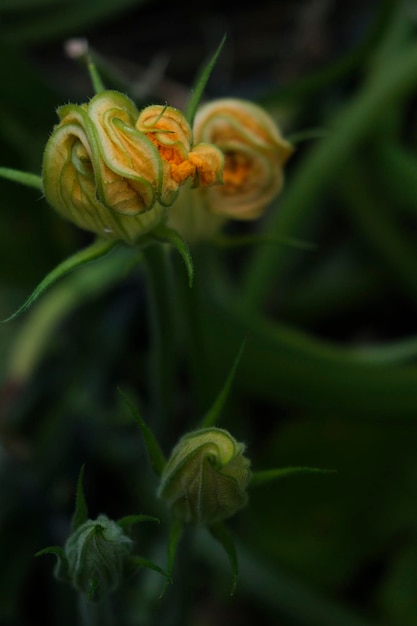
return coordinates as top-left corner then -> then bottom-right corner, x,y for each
193,98 -> 293,219
136,105 -> 224,203
189,143 -> 224,187
158,427 -> 251,525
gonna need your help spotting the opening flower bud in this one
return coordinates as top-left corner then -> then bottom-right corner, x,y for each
136,105 -> 223,206
58,514 -> 132,601
193,98 -> 293,219
42,90 -> 166,244
158,427 -> 251,525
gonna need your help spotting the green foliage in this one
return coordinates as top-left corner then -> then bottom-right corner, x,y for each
2,1 -> 417,625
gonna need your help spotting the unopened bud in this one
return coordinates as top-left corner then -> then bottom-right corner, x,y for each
58,514 -> 132,601
158,427 -> 251,525
193,98 -> 293,219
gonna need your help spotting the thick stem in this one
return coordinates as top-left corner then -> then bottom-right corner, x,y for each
242,41 -> 417,312
141,242 -> 178,425
78,595 -> 114,626
171,250 -> 213,415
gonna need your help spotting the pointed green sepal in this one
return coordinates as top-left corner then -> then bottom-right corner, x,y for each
72,465 -> 89,532
200,340 -> 246,428
65,39 -> 106,94
117,387 -> 166,476
208,521 -> 238,596
129,555 -> 172,582
160,517 -> 183,597
151,224 -> 194,288
2,238 -> 117,323
34,546 -> 70,580
250,466 -> 337,488
117,514 -> 160,528
86,54 -> 106,94
185,34 -> 227,125
0,167 -> 43,191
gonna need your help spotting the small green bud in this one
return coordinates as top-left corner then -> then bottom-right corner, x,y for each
59,514 -> 132,601
158,427 -> 252,525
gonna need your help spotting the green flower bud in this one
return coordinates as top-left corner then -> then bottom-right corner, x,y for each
42,90 -> 166,244
58,514 -> 132,601
158,427 -> 251,525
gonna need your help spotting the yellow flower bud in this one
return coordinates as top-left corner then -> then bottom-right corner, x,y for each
42,90 -> 166,244
193,98 -> 293,219
136,105 -> 223,205
158,427 -> 251,525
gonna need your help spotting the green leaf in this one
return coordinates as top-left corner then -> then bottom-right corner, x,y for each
130,555 -> 172,582
117,514 -> 160,528
200,340 -> 246,428
151,224 -> 194,288
208,522 -> 238,595
2,238 -> 117,322
72,464 -> 89,532
185,34 -> 227,125
250,466 -> 337,488
117,388 -> 166,476
0,167 -> 42,191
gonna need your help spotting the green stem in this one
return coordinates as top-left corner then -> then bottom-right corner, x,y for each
171,250 -> 213,413
141,243 -> 178,424
78,595 -> 114,626
204,293 -> 417,417
369,139 -> 417,214
339,157 -> 417,305
0,167 -> 42,190
242,41 -> 417,311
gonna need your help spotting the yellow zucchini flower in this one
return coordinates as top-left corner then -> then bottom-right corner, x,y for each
136,104 -> 223,205
193,98 -> 293,220
42,91 -> 166,244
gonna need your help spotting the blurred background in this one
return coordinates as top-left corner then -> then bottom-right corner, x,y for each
2,1 -> 417,625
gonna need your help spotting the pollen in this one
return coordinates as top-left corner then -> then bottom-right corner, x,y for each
146,133 -> 196,183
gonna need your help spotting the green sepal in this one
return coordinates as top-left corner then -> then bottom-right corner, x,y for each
151,224 -> 194,288
71,464 -> 89,532
2,238 -> 117,323
0,167 -> 43,191
250,466 -> 337,488
129,555 -> 172,582
200,340 -> 246,428
86,52 -> 106,94
185,34 -> 227,126
117,514 -> 160,528
160,517 -> 183,597
117,387 -> 166,476
34,546 -> 70,581
208,521 -> 238,596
